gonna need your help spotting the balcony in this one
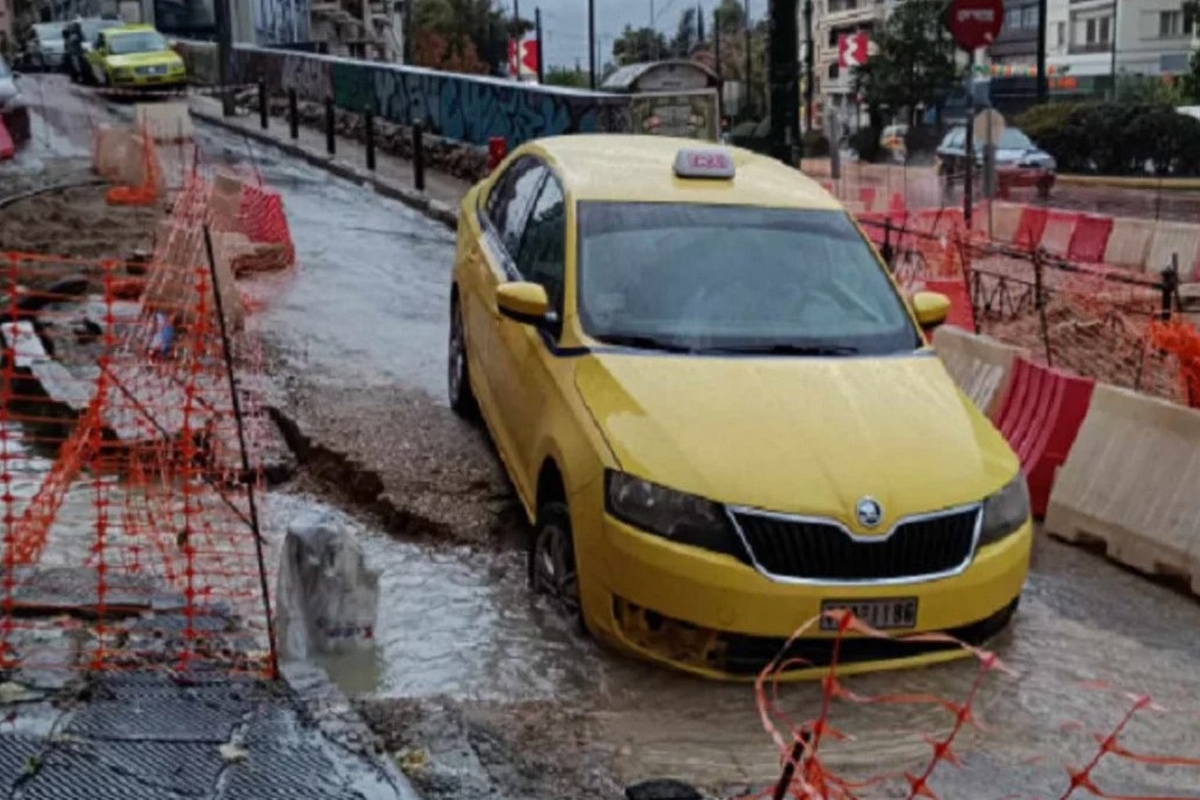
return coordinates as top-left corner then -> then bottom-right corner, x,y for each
1068,41 -> 1112,54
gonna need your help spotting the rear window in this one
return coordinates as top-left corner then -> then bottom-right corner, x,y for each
576,202 -> 922,355
33,24 -> 63,42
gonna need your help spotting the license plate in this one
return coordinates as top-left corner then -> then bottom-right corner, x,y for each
820,598 -> 918,632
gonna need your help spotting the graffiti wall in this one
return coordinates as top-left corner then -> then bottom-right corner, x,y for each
254,0 -> 310,45
218,45 -> 632,149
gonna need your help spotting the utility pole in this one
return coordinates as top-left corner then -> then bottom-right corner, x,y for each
803,0 -> 813,133
767,0 -> 798,163
714,8 -> 724,122
1109,0 -> 1120,99
535,8 -> 545,83
404,0 -> 414,63
214,0 -> 233,117
1035,0 -> 1048,103
588,0 -> 597,88
744,0 -> 752,116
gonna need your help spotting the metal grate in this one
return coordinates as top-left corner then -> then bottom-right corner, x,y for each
732,507 -> 979,582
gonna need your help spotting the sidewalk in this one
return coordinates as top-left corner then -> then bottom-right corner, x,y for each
798,157 -> 1200,191
187,95 -> 470,230
0,663 -> 417,799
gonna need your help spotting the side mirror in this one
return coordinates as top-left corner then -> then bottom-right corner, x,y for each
911,291 -> 950,330
496,282 -> 551,327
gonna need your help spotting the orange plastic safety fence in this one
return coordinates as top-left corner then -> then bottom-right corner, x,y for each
0,246 -> 278,678
749,613 -> 1200,800
1147,319 -> 1200,408
860,214 -> 1186,405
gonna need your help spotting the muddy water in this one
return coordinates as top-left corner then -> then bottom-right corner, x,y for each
125,112 -> 1200,795
267,492 -> 1200,796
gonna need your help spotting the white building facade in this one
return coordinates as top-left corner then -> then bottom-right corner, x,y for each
1046,0 -> 1197,92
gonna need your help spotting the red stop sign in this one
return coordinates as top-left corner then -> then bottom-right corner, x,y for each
947,0 -> 1004,51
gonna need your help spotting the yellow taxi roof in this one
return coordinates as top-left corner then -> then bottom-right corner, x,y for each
109,24 -> 156,34
527,134 -> 842,210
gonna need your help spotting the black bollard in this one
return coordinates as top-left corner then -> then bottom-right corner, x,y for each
288,89 -> 298,140
325,96 -> 336,156
258,78 -> 268,130
364,105 -> 376,171
412,122 -> 426,192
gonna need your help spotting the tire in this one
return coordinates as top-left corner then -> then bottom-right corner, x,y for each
447,295 -> 477,418
528,501 -> 585,632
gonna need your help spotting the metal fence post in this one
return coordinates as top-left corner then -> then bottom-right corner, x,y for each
258,78 -> 268,130
288,89 -> 298,140
364,104 -> 376,172
325,96 -> 336,156
412,122 -> 426,192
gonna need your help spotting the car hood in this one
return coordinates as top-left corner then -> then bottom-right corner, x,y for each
105,52 -> 181,68
575,352 -> 1017,525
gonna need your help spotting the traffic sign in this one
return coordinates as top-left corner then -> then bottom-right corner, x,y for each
946,0 -> 1003,52
507,38 -> 540,80
972,108 -> 1005,145
837,32 -> 869,69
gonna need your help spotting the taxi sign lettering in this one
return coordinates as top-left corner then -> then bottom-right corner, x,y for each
673,148 -> 736,179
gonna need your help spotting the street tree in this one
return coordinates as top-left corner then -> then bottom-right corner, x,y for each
714,0 -> 745,33
544,65 -> 590,88
670,7 -> 699,57
413,0 -> 530,75
851,0 -> 958,127
612,25 -> 669,65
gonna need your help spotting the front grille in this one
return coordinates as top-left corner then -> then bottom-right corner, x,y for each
718,598 -> 1017,675
732,507 -> 979,582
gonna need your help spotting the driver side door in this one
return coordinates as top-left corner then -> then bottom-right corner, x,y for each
86,33 -> 108,84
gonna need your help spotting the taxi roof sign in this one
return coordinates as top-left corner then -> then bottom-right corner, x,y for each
673,147 -> 736,180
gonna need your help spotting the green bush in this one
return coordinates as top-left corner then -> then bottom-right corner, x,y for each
801,130 -> 829,158
849,126 -> 882,163
1013,102 -> 1200,176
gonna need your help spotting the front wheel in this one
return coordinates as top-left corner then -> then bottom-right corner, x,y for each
447,297 -> 477,418
528,501 -> 584,632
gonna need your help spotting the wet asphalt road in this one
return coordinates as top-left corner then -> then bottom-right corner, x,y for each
13,75 -> 1200,797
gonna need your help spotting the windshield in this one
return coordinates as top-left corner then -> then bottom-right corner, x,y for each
33,24 -> 64,43
997,128 -> 1034,150
576,203 -> 922,355
107,31 -> 168,55
81,19 -> 121,41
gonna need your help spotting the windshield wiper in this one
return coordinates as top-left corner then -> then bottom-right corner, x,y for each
700,343 -> 861,356
597,334 -> 696,353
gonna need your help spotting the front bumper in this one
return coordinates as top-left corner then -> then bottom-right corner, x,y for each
586,513 -> 1032,681
109,71 -> 188,90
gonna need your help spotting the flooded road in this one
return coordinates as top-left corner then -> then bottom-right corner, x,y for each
7,76 -> 1200,797
186,118 -> 1200,797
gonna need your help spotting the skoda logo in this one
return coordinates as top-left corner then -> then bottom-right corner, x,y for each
856,497 -> 883,528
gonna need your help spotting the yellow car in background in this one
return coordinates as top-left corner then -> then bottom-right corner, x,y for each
86,24 -> 186,90
449,134 -> 1033,681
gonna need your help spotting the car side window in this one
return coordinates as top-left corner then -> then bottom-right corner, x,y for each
515,175 -> 566,318
485,157 -> 547,258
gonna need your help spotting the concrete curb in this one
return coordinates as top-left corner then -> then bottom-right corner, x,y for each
189,108 -> 458,231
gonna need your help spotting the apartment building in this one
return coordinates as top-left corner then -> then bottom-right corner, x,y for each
812,0 -> 891,129
1046,0 -> 1197,93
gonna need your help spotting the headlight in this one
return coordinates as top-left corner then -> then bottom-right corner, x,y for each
978,473 -> 1030,547
604,470 -> 745,558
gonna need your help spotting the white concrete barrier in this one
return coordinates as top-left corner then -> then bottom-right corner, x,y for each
1045,383 -> 1200,596
134,101 -> 194,143
1146,220 -> 1200,278
932,325 -> 1028,418
1103,217 -> 1155,271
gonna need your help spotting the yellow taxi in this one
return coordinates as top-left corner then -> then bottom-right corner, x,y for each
85,24 -> 186,90
448,134 -> 1032,680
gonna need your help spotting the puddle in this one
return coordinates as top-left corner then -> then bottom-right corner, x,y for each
265,492 -> 1200,795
